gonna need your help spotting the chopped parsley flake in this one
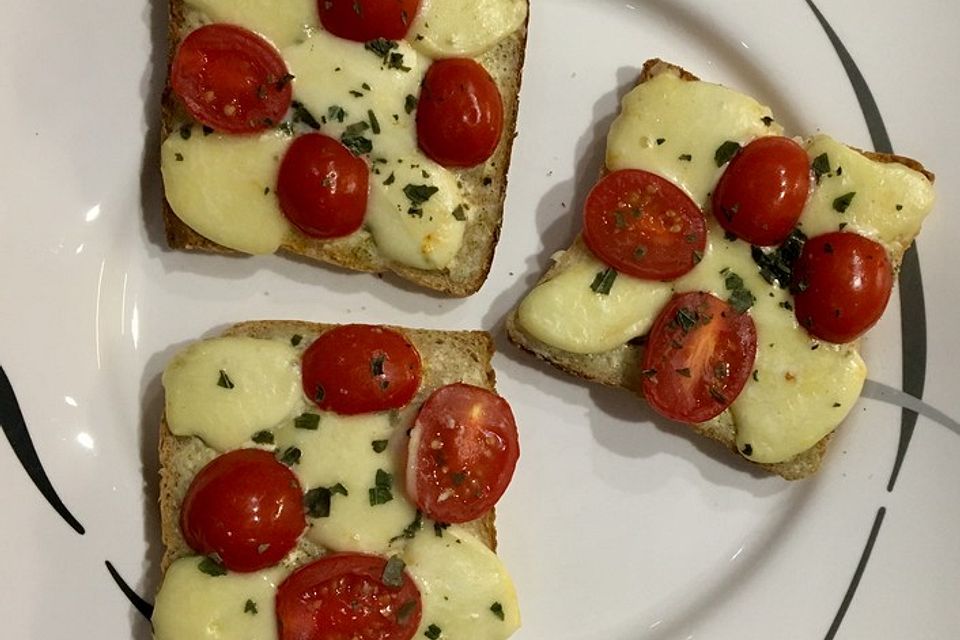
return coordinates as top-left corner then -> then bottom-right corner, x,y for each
251,430 -> 274,445
490,602 -> 505,621
590,268 -> 617,295
198,557 -> 226,577
404,94 -> 418,114
382,555 -> 406,588
279,447 -> 301,466
424,624 -> 442,640
244,599 -> 258,614
217,370 -> 235,389
811,152 -> 831,183
369,468 -> 394,505
294,413 -> 321,430
833,191 -> 856,213
714,140 -> 741,167
292,101 -> 321,129
372,439 -> 389,453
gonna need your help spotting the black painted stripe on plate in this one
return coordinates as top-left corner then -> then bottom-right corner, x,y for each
824,507 -> 887,639
804,0 -> 928,493
105,560 -> 154,620
0,366 -> 85,534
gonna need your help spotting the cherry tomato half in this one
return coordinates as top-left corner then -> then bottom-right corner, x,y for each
302,325 -> 422,415
640,292 -> 758,424
406,383 -> 519,524
711,136 -> 811,246
276,553 -> 422,640
170,24 -> 292,134
416,58 -> 504,168
583,170 -> 706,280
180,449 -> 306,572
277,133 -> 370,238
792,232 -> 893,343
319,0 -> 421,42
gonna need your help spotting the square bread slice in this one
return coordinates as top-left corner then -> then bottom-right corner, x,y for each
507,59 -> 935,480
160,2 -> 529,296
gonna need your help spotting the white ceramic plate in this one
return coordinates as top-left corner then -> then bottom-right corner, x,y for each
2,1 -> 959,638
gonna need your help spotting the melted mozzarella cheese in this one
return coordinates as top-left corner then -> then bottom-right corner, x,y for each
404,526 -> 521,639
606,71 -> 783,204
163,337 -> 302,451
516,244 -> 672,354
410,0 -> 527,58
283,29 -> 468,270
152,557 -> 287,640
161,129 -> 293,255
273,411 -> 418,555
797,134 -> 935,255
184,0 -> 315,47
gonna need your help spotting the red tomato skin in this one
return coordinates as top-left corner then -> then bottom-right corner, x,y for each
277,133 -> 370,238
640,292 -> 758,424
583,170 -> 707,280
170,24 -> 292,134
792,232 -> 893,343
416,59 -> 504,168
276,553 -> 422,640
319,0 -> 421,41
180,449 -> 306,572
712,136 -> 811,246
407,383 -> 520,524
301,325 -> 422,415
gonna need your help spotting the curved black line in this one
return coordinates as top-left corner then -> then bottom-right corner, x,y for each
804,0 -> 928,493
824,507 -> 887,639
105,561 -> 154,620
0,366 -> 85,534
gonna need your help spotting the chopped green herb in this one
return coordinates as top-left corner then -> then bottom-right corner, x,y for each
708,386 -> 727,404
349,89 -> 364,97
895,204 -> 903,211
811,153 -> 831,183
365,37 -> 398,58
590,268 -> 617,295
451,204 -> 466,221
290,334 -> 303,346
275,73 -> 295,90
833,191 -> 856,213
217,370 -> 235,389
295,413 -> 321,430
761,115 -> 774,126
404,94 -> 418,114
714,140 -> 741,167
490,602 -> 505,621
368,109 -> 381,134
279,447 -> 301,466
198,557 -> 226,577
361,82 -> 371,91
251,430 -> 274,445
434,521 -> 449,537
741,443 -> 754,456
655,137 -> 666,145
383,172 -> 396,186
292,101 -> 321,129
424,624 -> 442,640
678,153 -> 692,161
331,483 -> 348,496
244,599 -> 258,615
403,183 -> 439,206
370,353 -> 386,377
174,152 -> 184,162
315,384 -> 325,403
179,124 -> 192,140
833,402 -> 842,408
341,121 -> 373,155
752,228 -> 807,287
390,510 -> 423,542
752,369 -> 759,382
388,52 -> 410,71
372,439 -> 389,453
327,105 -> 347,123
382,555 -> 406,588
369,468 -> 394,505
675,307 -> 698,332
304,487 -> 333,518
278,121 -> 294,136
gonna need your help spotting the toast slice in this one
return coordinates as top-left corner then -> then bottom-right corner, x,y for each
507,59 -> 935,480
159,320 -> 499,572
160,3 -> 529,297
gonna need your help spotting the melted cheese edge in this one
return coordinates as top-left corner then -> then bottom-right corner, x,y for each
518,74 -> 933,463
157,336 -> 520,639
410,0 -> 527,57
152,557 -> 287,640
183,0 -> 315,48
162,336 -> 301,451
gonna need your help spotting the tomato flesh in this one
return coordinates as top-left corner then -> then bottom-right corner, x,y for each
712,136 -> 811,246
180,449 -> 306,572
792,232 -> 893,343
302,325 -> 422,415
416,58 -> 504,168
171,24 -> 292,134
319,0 -> 421,42
407,383 -> 519,524
641,292 -> 757,424
277,133 -> 370,238
583,170 -> 706,280
276,553 -> 422,640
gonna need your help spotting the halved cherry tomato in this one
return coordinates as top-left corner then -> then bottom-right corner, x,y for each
276,553 -> 422,640
277,133 -> 370,238
319,0 -> 421,42
640,292 -> 757,423
416,58 -> 504,168
792,232 -> 893,343
302,325 -> 422,415
583,170 -> 706,280
711,136 -> 811,246
170,24 -> 292,134
406,383 -> 519,524
180,449 -> 306,572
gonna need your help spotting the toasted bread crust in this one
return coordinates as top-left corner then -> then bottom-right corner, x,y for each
159,321 -> 499,573
160,4 -> 529,296
507,59 -> 933,480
